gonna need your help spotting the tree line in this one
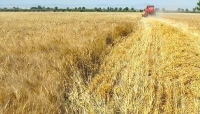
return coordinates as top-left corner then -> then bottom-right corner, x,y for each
0,5 -> 140,12
0,6 -> 195,13
1,1 -> 200,13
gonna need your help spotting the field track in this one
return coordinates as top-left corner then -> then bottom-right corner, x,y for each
89,16 -> 200,113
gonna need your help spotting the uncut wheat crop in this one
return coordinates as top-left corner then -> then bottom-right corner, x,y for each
0,12 -> 200,114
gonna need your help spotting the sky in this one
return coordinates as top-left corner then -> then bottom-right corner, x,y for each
0,0 -> 198,10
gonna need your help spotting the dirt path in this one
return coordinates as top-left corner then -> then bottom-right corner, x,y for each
87,17 -> 200,113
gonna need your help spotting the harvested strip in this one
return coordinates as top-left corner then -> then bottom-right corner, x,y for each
87,17 -> 200,113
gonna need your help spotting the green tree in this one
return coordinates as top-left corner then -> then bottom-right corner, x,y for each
30,7 -> 37,9
185,8 -> 189,12
55,6 -> 58,10
131,7 -> 134,11
119,7 -> 122,11
78,7 -> 81,10
124,7 -> 129,11
197,0 -> 200,11
98,7 -> 102,11
115,7 -> 118,11
94,7 -> 98,11
38,5 -> 42,9
82,7 -> 86,10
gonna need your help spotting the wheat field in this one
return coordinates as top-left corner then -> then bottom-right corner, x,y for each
0,12 -> 200,114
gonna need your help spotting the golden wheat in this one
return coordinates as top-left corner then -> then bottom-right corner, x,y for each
160,13 -> 200,31
82,16 -> 200,113
0,12 -> 200,114
0,12 -> 140,114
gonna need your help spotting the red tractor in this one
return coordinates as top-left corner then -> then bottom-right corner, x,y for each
142,5 -> 156,17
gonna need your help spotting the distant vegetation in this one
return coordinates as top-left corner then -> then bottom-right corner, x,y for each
1,1 -> 200,13
0,5 -> 139,12
0,5 -> 200,13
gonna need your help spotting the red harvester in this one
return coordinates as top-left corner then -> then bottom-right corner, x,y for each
142,5 -> 156,17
